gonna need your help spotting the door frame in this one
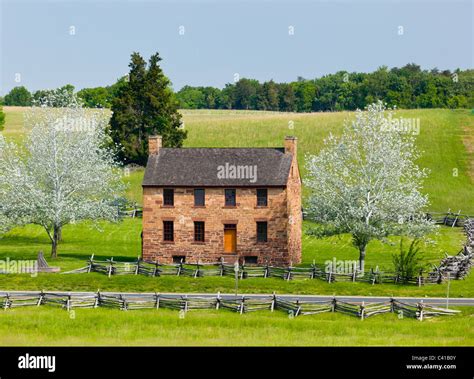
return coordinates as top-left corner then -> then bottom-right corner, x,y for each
223,224 -> 237,253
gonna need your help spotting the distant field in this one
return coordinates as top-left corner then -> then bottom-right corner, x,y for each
3,107 -> 474,212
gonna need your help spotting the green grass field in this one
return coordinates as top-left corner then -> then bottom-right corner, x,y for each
1,107 -> 473,346
0,306 -> 472,346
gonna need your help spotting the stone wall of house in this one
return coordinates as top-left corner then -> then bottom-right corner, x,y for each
142,186 -> 296,266
285,155 -> 303,264
285,137 -> 303,265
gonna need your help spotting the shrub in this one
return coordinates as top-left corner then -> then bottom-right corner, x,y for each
392,239 -> 426,281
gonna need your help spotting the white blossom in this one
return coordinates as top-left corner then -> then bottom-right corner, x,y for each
0,92 -> 125,257
304,101 -> 435,271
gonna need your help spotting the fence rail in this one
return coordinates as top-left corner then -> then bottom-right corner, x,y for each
0,291 -> 460,321
428,210 -> 474,227
64,253 -> 471,287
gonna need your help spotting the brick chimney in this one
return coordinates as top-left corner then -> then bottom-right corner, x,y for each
284,136 -> 297,157
148,135 -> 162,155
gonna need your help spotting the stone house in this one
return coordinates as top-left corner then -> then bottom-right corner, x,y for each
141,135 -> 302,266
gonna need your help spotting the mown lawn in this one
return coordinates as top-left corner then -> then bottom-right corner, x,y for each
0,306 -> 472,346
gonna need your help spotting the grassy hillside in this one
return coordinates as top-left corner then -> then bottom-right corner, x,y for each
179,109 -> 474,213
3,107 -> 474,212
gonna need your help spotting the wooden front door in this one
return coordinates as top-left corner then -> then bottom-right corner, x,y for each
224,224 -> 237,253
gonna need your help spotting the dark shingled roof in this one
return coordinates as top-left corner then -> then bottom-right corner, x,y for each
143,148 -> 292,187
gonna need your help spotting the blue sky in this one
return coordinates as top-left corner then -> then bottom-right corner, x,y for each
0,0 -> 472,95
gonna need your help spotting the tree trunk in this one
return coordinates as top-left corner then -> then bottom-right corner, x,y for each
50,225 -> 60,258
358,246 -> 366,272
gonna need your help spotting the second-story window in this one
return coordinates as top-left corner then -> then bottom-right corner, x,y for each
257,188 -> 268,206
225,188 -> 236,206
194,189 -> 205,206
163,188 -> 174,206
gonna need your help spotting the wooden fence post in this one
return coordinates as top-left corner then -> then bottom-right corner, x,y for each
417,269 -> 423,287
452,210 -> 461,228
66,294 -> 71,312
155,293 -> 160,309
184,296 -> 188,313
417,300 -> 424,321
87,254 -> 94,273
135,256 -> 140,275
271,292 -> 276,312
360,301 -> 365,320
37,291 -> 44,307
239,296 -> 245,315
120,294 -> 127,311
216,292 -> 221,310
193,263 -> 199,278
94,291 -> 100,308
295,299 -> 301,317
108,258 -> 114,278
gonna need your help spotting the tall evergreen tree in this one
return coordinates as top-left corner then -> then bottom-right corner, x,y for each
109,52 -> 186,165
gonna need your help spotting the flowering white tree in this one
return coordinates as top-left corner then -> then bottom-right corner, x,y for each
0,92 -> 124,257
304,101 -> 435,271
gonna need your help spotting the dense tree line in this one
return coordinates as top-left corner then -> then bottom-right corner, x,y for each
176,65 -> 474,111
0,82 -> 126,108
2,64 -> 472,111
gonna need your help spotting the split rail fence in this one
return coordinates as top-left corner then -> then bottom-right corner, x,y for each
64,253 -> 471,286
0,291 -> 459,321
63,218 -> 474,286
